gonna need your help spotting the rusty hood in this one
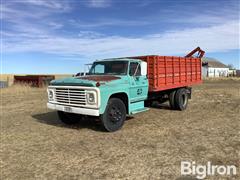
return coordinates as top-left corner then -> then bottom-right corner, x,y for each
77,75 -> 121,82
50,75 -> 122,87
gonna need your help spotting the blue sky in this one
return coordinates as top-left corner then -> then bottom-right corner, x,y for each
1,0 -> 240,74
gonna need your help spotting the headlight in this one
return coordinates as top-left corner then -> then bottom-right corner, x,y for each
86,91 -> 97,104
47,88 -> 55,101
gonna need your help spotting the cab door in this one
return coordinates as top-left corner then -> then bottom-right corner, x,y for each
129,61 -> 148,104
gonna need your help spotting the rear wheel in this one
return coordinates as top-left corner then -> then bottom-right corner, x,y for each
57,111 -> 81,124
101,98 -> 126,132
174,88 -> 188,111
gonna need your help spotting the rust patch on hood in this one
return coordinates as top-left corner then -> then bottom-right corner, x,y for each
78,75 -> 121,82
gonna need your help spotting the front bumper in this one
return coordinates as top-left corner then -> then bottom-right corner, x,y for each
47,103 -> 100,116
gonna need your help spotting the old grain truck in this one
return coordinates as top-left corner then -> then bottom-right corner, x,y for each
47,47 -> 205,132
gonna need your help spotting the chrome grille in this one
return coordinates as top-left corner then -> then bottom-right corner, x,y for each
55,88 -> 86,106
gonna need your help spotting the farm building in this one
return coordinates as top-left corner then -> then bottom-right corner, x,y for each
14,75 -> 55,87
228,69 -> 237,77
202,57 -> 229,77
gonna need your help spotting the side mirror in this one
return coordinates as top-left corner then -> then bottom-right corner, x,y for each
141,61 -> 147,76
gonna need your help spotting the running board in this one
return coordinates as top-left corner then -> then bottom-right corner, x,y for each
130,107 -> 149,115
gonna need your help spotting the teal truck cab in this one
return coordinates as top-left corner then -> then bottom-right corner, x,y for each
47,59 -> 149,132
47,48 -> 204,132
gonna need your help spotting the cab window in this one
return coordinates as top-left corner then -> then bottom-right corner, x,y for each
89,61 -> 128,75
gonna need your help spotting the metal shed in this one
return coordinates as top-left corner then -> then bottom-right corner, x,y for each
202,57 -> 229,77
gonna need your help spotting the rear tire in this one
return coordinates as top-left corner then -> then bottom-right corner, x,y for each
57,111 -> 81,124
101,98 -> 126,132
174,88 -> 188,111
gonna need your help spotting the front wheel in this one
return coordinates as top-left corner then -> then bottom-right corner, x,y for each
101,98 -> 126,132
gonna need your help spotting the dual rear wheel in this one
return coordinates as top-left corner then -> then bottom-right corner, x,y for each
169,88 -> 189,110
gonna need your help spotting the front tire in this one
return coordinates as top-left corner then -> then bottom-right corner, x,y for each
101,98 -> 126,132
57,111 -> 81,124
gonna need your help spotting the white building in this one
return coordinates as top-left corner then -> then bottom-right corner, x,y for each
202,58 -> 229,78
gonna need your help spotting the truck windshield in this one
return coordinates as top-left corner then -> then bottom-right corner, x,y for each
89,61 -> 128,75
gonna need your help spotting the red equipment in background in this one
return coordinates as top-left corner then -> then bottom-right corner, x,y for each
14,75 -> 55,87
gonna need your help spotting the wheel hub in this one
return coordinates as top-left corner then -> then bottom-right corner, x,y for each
109,106 -> 122,122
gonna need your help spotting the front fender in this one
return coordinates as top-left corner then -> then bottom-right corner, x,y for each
98,85 -> 129,115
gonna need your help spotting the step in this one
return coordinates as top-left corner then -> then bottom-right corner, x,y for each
131,107 -> 149,115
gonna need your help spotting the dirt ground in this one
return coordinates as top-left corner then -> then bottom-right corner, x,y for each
1,79 -> 239,179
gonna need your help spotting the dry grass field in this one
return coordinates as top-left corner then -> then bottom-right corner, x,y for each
1,79 -> 239,179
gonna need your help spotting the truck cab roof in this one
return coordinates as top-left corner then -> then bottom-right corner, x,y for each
95,58 -> 143,62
